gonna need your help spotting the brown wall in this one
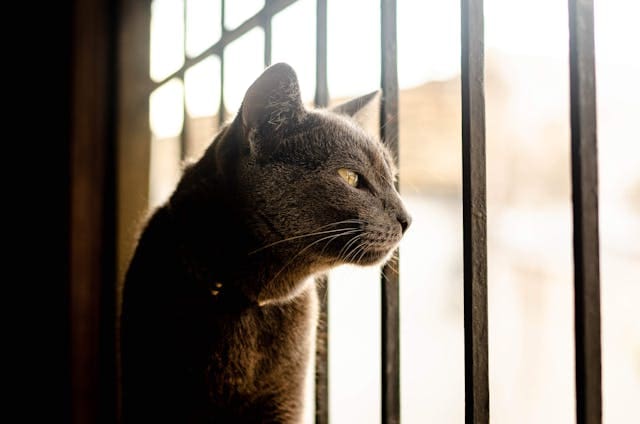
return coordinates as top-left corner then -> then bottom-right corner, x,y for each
68,0 -> 118,422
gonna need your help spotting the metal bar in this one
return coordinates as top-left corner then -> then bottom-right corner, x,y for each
314,278 -> 329,424
380,1 -> 400,423
314,2 -> 328,422
263,12 -> 272,67
568,0 -> 602,422
180,0 -> 188,160
218,0 -> 226,127
461,0 -> 489,423
151,0 -> 297,90
314,0 -> 328,108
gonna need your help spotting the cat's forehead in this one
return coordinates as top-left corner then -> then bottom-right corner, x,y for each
307,111 -> 396,173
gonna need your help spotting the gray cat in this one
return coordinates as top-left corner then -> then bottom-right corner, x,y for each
121,63 -> 411,423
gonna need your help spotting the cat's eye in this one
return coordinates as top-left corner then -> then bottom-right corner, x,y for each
338,168 -> 359,187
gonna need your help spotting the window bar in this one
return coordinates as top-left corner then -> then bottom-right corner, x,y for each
314,0 -> 328,109
380,1 -> 400,423
263,4 -> 272,67
151,0 -> 297,91
218,0 -> 226,127
314,2 -> 329,423
568,0 -> 602,422
461,0 -> 489,423
180,0 -> 188,160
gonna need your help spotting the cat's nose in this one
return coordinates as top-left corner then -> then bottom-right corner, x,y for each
397,212 -> 412,234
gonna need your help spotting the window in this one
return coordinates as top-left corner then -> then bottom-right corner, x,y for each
114,0 -> 640,422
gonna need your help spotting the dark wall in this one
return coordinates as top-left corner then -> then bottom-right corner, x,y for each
68,0 -> 118,421
19,1 -> 74,421
35,0 -> 117,422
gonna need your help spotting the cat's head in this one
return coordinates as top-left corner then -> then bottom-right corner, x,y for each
217,63 -> 411,269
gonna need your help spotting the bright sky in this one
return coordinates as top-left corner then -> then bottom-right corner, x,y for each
149,0 -> 640,138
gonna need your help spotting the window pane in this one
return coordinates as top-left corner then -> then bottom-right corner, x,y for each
484,0 -> 575,422
271,0 -> 316,104
186,0 -> 222,57
185,56 -> 221,160
185,56 -> 221,117
148,78 -> 183,208
150,0 -> 185,81
223,27 -> 265,114
396,3 -> 463,421
224,0 -> 264,30
327,0 -> 380,98
328,265 -> 381,424
594,0 -> 640,422
398,0 -> 460,88
149,78 -> 184,139
325,4 -> 382,421
149,136 -> 181,210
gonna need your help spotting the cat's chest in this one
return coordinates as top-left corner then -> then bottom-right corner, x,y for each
207,283 -> 318,394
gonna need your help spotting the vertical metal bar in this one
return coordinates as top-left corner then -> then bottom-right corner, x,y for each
314,3 -> 329,423
180,0 -> 188,160
461,0 -> 489,423
218,0 -> 226,126
568,0 -> 602,422
314,0 -> 328,108
380,1 -> 400,423
314,277 -> 329,424
263,9 -> 272,67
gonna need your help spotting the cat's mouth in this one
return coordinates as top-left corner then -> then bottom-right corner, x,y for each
331,225 -> 403,266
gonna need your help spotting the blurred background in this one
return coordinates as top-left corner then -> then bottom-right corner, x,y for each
64,0 -> 639,422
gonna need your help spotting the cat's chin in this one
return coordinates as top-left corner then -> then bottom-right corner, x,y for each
348,247 -> 397,267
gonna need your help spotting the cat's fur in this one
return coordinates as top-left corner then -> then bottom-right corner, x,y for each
120,63 -> 411,423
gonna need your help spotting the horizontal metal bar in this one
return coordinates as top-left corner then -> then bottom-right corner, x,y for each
568,0 -> 602,422
461,0 -> 489,423
150,0 -> 297,90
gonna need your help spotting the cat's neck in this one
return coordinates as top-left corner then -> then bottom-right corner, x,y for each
164,192 -> 320,308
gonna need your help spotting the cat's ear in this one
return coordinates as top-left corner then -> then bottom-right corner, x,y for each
240,63 -> 305,134
330,90 -> 380,117
331,90 -> 381,140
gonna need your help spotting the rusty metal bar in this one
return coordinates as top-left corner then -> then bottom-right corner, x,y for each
461,0 -> 489,423
568,0 -> 602,422
380,0 -> 400,423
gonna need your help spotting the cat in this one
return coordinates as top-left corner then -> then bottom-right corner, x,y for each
120,63 -> 411,423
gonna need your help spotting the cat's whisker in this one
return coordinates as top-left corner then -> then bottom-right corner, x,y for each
249,228 -> 357,255
386,254 -> 399,267
345,240 -> 368,263
248,221 -> 363,255
386,260 -> 399,271
341,240 -> 361,263
383,263 -> 399,276
381,268 -> 395,282
337,234 -> 363,262
318,230 -> 358,258
356,241 -> 372,263
266,229 -> 361,286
